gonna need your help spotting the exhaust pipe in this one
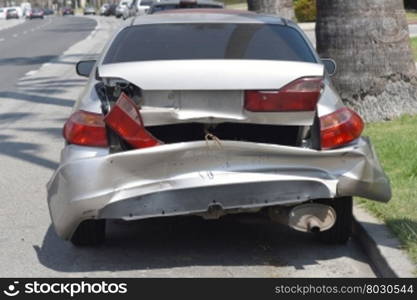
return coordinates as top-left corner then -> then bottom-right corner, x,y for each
268,203 -> 336,233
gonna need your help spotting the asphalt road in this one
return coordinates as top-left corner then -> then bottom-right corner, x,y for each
0,16 -> 96,91
0,16 -> 378,277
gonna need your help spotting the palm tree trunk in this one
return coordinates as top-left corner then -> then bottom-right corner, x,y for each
247,0 -> 295,21
316,0 -> 417,121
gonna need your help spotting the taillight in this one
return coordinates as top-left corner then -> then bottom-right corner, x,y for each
244,77 -> 323,112
63,110 -> 108,147
320,107 -> 364,149
104,93 -> 160,149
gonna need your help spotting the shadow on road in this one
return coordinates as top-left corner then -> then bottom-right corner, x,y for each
17,127 -> 62,138
0,112 -> 32,124
0,55 -> 58,66
0,134 -> 58,170
0,76 -> 87,171
0,91 -> 74,107
0,53 -> 98,67
33,216 -> 371,274
16,76 -> 88,95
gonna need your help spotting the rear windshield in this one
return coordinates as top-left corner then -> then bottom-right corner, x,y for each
103,23 -> 315,64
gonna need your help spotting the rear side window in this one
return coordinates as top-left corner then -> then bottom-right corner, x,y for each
103,23 -> 316,64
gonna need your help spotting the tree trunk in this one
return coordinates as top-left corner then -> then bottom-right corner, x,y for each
247,0 -> 295,21
316,0 -> 417,121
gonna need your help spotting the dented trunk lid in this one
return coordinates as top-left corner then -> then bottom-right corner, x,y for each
98,60 -> 324,126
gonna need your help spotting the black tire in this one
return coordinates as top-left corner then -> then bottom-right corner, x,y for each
70,219 -> 106,246
315,197 -> 353,244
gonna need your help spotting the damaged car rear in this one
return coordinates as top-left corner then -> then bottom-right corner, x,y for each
47,10 -> 391,246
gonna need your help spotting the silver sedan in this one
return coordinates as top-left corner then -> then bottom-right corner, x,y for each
47,10 -> 391,246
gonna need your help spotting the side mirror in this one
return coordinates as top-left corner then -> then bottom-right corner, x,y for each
321,58 -> 337,76
76,60 -> 96,77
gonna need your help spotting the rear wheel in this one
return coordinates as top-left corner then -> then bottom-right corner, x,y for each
315,197 -> 353,244
70,219 -> 106,246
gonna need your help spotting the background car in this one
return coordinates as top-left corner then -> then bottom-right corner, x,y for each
5,8 -> 19,19
0,8 -> 6,19
43,8 -> 54,15
62,7 -> 74,16
115,1 -> 128,18
106,3 -> 118,16
48,10 -> 391,246
84,6 -> 96,15
136,0 -> 154,15
115,0 -> 136,19
147,0 -> 223,14
100,3 -> 110,15
27,8 -> 44,19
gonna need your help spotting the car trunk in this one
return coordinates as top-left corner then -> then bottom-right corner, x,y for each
98,60 -> 324,150
147,123 -> 302,146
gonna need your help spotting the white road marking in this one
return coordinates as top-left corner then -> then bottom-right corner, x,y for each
25,70 -> 38,76
23,31 -> 27,34
12,34 -> 18,38
0,38 -> 4,42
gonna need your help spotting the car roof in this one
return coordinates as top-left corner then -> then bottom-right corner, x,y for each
156,8 -> 249,15
152,0 -> 223,5
131,9 -> 288,26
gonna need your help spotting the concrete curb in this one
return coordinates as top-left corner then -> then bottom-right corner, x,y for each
298,22 -> 315,31
353,206 -> 415,277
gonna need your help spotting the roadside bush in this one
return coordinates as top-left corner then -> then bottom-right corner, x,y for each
294,0 -> 316,22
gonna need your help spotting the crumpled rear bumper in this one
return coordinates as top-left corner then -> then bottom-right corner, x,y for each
47,137 -> 391,239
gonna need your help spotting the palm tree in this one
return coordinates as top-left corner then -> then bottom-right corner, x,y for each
247,0 -> 295,20
316,0 -> 417,121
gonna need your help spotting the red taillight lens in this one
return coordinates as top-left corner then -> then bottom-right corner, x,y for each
320,107 -> 364,149
244,77 -> 323,112
104,93 -> 160,149
63,110 -> 108,147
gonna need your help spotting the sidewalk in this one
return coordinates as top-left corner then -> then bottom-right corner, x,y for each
298,22 -> 315,31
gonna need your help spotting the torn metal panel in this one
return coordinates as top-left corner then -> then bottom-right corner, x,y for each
47,137 -> 390,239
